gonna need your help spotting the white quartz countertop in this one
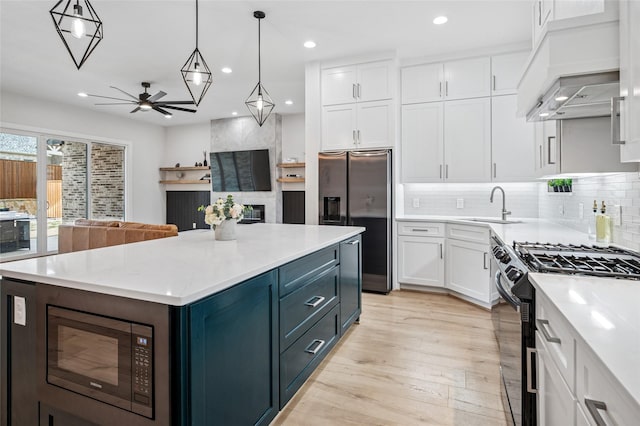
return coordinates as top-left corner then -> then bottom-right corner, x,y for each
530,273 -> 640,406
397,215 -> 595,246
0,224 -> 364,306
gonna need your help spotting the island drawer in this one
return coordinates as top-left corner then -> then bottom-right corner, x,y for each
280,265 -> 339,351
280,304 -> 339,407
279,244 -> 339,297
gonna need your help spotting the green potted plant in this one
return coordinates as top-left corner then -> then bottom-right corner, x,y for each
563,178 -> 573,192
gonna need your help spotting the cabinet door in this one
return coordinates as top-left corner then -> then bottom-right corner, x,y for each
189,271 -> 279,426
356,100 -> 393,149
321,65 -> 358,106
620,0 -> 640,160
492,95 -> 536,181
398,236 -> 445,287
444,98 -> 492,182
535,120 -> 559,176
445,239 -> 490,303
401,63 -> 444,104
491,52 -> 528,95
401,102 -> 444,182
536,333 -> 576,426
444,57 -> 491,100
357,61 -> 393,102
322,104 -> 357,151
339,236 -> 362,335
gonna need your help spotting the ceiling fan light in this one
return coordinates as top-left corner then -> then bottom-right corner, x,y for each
164,114 -> 172,119
50,0 -> 103,69
140,102 -> 152,110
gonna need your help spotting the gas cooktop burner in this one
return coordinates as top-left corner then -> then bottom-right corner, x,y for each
513,241 -> 640,280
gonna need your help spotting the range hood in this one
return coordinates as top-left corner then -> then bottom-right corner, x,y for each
526,71 -> 619,122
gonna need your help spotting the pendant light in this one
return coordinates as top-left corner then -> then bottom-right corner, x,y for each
245,11 -> 275,127
49,0 -> 103,70
181,0 -> 213,106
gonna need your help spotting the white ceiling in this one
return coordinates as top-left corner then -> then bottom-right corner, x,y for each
0,1 -> 532,127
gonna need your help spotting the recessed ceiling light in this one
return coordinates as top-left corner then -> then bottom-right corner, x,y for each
433,16 -> 448,25
221,67 -> 232,74
303,40 -> 316,49
555,95 -> 569,101
77,92 -> 88,97
231,111 -> 238,116
539,112 -> 550,117
285,100 -> 293,105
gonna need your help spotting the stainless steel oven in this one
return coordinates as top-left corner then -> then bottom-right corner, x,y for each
46,306 -> 154,418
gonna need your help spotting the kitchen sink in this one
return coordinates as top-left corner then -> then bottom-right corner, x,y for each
466,218 -> 523,224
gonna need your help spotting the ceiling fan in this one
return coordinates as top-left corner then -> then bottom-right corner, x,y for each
87,82 -> 197,117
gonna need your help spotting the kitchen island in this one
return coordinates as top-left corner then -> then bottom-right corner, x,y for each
0,224 -> 364,426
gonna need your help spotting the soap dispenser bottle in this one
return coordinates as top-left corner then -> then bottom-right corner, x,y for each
596,201 -> 611,244
588,200 -> 597,240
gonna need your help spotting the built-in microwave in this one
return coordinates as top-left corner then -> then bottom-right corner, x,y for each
46,305 -> 154,418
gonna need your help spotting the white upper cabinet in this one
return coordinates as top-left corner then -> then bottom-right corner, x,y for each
444,98 -> 492,182
401,57 -> 490,104
620,0 -> 640,161
401,103 -> 444,182
401,63 -> 444,104
491,95 -> 537,181
491,52 -> 529,96
322,104 -> 358,151
444,57 -> 491,100
356,100 -> 394,149
322,60 -> 392,106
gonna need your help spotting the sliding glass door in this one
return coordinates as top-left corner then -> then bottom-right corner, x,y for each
1,129 -> 127,260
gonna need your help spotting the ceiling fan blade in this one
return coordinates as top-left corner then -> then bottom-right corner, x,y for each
162,105 -> 198,113
86,94 -> 135,102
94,102 -> 138,105
130,107 -> 141,113
148,91 -> 167,102
153,106 -> 172,116
110,86 -> 139,101
156,100 -> 195,105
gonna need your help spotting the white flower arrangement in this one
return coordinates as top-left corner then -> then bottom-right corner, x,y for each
198,195 -> 248,227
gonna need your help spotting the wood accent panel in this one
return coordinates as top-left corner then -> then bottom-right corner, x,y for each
282,191 -> 305,224
159,166 -> 210,171
0,159 -> 36,199
159,180 -> 210,185
274,291 -> 507,425
276,178 -> 305,183
166,191 -> 211,231
47,181 -> 62,218
276,163 -> 306,168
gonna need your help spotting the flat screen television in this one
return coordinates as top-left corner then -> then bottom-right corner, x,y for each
209,149 -> 272,191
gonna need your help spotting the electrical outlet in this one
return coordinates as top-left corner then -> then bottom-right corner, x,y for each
614,205 -> 622,226
578,203 -> 584,219
14,296 -> 26,326
456,198 -> 464,209
192,222 -> 197,229
412,198 -> 420,208
558,204 -> 564,216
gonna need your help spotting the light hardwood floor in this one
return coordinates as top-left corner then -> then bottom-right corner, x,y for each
273,290 -> 508,426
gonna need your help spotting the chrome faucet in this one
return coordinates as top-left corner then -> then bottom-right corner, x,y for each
490,186 -> 511,221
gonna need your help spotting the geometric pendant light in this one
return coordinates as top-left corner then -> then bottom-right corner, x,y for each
245,11 -> 275,127
180,0 -> 212,106
49,0 -> 103,70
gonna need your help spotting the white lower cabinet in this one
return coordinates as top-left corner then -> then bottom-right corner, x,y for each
536,333 -> 576,426
445,237 -> 491,304
397,235 -> 444,287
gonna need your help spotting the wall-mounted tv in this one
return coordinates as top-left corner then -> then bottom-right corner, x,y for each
209,149 -> 272,192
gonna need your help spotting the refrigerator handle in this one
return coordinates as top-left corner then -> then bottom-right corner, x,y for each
350,149 -> 390,157
320,150 -> 348,156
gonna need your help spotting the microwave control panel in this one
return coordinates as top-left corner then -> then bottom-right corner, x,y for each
132,323 -> 153,415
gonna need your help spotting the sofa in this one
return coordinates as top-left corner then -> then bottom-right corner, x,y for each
58,219 -> 179,254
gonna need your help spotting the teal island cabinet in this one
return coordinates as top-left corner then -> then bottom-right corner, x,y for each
0,224 -> 363,426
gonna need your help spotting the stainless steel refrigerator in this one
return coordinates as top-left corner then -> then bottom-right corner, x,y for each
318,150 -> 392,293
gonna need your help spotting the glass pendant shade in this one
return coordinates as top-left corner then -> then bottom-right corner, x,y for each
245,82 -> 275,126
50,0 -> 103,70
181,47 -> 213,106
245,11 -> 275,127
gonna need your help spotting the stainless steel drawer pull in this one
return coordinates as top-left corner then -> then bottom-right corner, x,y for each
347,239 -> 359,245
352,130 -> 356,144
492,75 -> 496,91
412,228 -> 430,232
439,82 -> 442,97
611,96 -> 625,145
537,319 -> 561,344
352,84 -> 356,99
585,398 -> 608,426
440,243 -> 443,259
304,295 -> 326,308
440,164 -> 443,179
526,347 -> 537,394
483,252 -> 489,269
304,339 -> 326,355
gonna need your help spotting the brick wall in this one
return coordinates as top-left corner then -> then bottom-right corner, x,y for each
61,141 -> 87,221
90,143 -> 124,220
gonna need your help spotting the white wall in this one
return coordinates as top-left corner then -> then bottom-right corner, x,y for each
304,62 -> 322,224
0,91 -> 166,223
281,113 -> 305,191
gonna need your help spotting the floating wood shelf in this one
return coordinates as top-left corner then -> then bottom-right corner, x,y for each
277,177 -> 305,183
159,180 -> 211,184
159,166 -> 210,171
276,162 -> 305,168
